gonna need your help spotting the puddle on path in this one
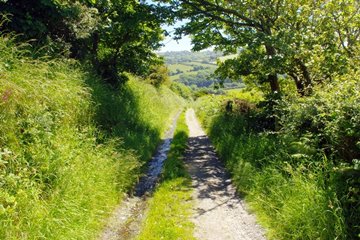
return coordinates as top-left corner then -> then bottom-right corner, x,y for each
133,113 -> 178,196
100,112 -> 180,240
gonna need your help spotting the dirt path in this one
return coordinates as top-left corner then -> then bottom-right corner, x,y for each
185,109 -> 266,240
100,112 -> 181,240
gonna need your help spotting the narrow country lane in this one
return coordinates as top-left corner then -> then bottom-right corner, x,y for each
185,109 -> 266,240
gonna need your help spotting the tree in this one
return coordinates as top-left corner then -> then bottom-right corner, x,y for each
158,0 -> 360,96
83,0 -> 166,85
0,0 -> 168,85
0,0 -> 98,56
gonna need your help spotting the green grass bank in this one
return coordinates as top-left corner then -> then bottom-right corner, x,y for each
194,81 -> 359,239
0,35 -> 183,239
137,111 -> 195,240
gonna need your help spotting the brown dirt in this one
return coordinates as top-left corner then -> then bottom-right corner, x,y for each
185,108 -> 266,240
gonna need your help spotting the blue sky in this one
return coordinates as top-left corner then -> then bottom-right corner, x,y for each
158,21 -> 193,52
145,0 -> 193,52
159,35 -> 192,52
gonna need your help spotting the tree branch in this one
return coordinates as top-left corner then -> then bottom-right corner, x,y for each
180,0 -> 263,30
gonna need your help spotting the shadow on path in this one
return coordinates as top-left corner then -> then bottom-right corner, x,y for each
185,109 -> 266,240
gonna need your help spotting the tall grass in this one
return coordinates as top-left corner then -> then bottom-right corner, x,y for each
0,34 -> 183,239
137,111 -> 195,240
88,72 -> 184,163
194,94 -> 349,239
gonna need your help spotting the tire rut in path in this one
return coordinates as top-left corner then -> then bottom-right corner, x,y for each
185,109 -> 266,240
100,112 -> 181,240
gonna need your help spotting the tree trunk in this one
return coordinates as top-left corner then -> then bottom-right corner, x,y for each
265,44 -> 280,93
91,31 -> 99,67
269,74 -> 280,93
290,59 -> 312,96
296,59 -> 312,96
289,73 -> 306,96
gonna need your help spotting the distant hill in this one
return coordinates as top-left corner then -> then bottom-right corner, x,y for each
159,51 -> 222,64
159,51 -> 244,90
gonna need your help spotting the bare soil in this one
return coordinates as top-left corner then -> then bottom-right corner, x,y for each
185,108 -> 266,240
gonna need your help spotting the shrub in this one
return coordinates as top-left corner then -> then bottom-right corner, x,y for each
146,64 -> 171,88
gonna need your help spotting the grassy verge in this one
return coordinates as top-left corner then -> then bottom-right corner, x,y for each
194,94 -> 349,240
137,111 -> 195,240
0,35 -> 183,239
89,73 -> 184,163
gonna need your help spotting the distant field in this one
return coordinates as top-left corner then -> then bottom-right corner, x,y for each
162,51 -> 243,89
169,70 -> 200,81
168,62 -> 216,74
168,64 -> 194,73
166,55 -> 234,82
167,61 -> 216,83
170,75 -> 180,81
185,61 -> 217,67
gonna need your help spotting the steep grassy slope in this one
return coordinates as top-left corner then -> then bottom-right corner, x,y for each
0,36 -> 183,239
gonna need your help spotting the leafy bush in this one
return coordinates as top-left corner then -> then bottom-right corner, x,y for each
89,72 -> 184,163
276,72 -> 360,237
279,73 -> 360,163
146,64 -> 171,88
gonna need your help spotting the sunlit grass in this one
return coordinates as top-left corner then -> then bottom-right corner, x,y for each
137,112 -> 195,240
0,35 -> 183,239
194,95 -> 347,240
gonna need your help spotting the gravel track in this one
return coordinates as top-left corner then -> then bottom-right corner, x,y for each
185,108 -> 266,240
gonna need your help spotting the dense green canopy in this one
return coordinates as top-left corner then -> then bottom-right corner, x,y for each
0,0 -> 168,85
158,0 -> 360,95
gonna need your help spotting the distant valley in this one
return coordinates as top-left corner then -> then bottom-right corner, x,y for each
159,51 -> 244,90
